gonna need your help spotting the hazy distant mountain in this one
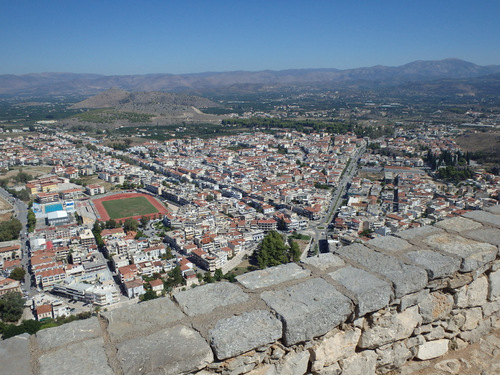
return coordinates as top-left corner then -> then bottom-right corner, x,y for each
1,59 -> 499,96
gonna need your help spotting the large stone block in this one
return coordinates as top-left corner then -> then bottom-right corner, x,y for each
455,275 -> 488,308
102,297 -> 184,341
464,227 -> 500,247
463,307 -> 482,331
39,338 -> 113,375
275,351 -> 310,375
174,282 -> 248,316
358,306 -> 422,349
404,249 -> 461,279
301,253 -> 345,271
328,266 -> 393,316
435,217 -> 483,232
236,263 -> 310,290
418,292 -> 454,324
395,225 -> 443,240
117,325 -> 213,375
367,236 -> 412,253
209,310 -> 282,360
261,278 -> 352,346
485,205 -> 500,215
422,233 -> 497,272
310,328 -> 361,371
340,350 -> 377,375
36,317 -> 101,351
0,333 -> 32,375
463,210 -> 500,227
415,339 -> 449,360
489,269 -> 500,301
335,244 -> 427,298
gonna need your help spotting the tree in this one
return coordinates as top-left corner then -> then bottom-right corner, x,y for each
140,216 -> 150,228
165,265 -> 184,288
27,209 -> 37,232
139,289 -> 158,302
214,269 -> 224,281
0,218 -> 23,241
105,219 -> 118,229
123,218 -> 138,232
203,273 -> 215,284
289,240 -> 301,262
0,292 -> 25,322
256,231 -> 289,269
9,268 -> 25,281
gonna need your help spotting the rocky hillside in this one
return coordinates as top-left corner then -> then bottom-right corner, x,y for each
70,88 -> 219,111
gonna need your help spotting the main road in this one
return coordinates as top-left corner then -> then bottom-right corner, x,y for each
301,144 -> 365,260
0,186 -> 30,288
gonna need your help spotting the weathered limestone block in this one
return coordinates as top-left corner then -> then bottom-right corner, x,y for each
315,363 -> 342,375
328,266 -> 393,316
483,300 -> 500,317
424,325 -> 446,340
0,333 -> 32,375
375,340 -> 412,369
465,227 -> 500,247
117,325 -> 213,375
36,316 -> 102,351
455,275 -> 488,308
485,205 -> 500,215
358,306 -> 422,349
400,289 -> 429,311
488,269 -> 500,301
102,297 -> 184,341
462,307 -> 483,331
247,364 -> 277,375
404,249 -> 461,279
334,244 -> 427,298
463,210 -> 500,227
447,272 -> 473,289
301,253 -> 345,271
415,339 -> 449,360
261,278 -> 352,346
395,225 -> 443,240
367,236 -> 412,253
340,350 -> 377,375
275,351 -> 310,375
236,263 -> 310,290
209,310 -> 282,360
174,282 -> 248,316
423,233 -> 497,272
435,217 -> 483,232
459,317 -> 493,343
39,338 -> 113,375
223,351 -> 267,374
418,292 -> 454,324
310,328 -> 361,371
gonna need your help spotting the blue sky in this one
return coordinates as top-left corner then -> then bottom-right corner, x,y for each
2,1 -> 499,75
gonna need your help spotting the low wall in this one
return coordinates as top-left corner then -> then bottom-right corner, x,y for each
1,206 -> 500,375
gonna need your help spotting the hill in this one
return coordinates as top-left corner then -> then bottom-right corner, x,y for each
1,59 -> 499,97
69,88 -> 218,111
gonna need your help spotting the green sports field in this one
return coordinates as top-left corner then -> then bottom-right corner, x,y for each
101,196 -> 159,219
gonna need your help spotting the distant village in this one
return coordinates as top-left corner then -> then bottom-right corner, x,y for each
0,123 -> 498,321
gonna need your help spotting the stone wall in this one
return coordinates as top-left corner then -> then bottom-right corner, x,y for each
1,206 -> 500,375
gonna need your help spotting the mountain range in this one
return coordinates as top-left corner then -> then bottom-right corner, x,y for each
1,59 -> 500,97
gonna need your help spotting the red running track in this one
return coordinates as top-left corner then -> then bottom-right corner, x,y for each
92,192 -> 167,222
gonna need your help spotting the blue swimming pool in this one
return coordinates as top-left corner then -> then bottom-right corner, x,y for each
45,203 -> 63,213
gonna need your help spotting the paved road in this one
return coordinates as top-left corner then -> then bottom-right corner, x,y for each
0,186 -> 31,289
304,145 -> 365,256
